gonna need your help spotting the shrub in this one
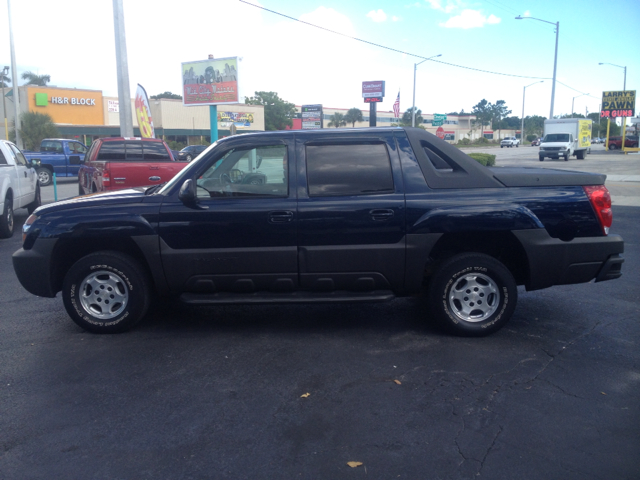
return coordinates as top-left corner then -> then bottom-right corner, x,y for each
526,134 -> 537,142
468,153 -> 496,167
168,141 -> 186,150
457,138 -> 471,145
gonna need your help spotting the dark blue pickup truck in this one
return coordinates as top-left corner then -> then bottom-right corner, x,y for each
13,128 -> 624,336
22,138 -> 88,186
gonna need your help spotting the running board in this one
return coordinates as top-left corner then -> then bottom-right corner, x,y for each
180,290 -> 395,305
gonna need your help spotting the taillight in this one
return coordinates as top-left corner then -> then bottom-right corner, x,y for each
584,185 -> 612,235
102,169 -> 111,187
22,213 -> 38,243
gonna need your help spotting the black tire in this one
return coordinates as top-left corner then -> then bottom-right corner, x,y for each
27,184 -> 41,214
539,156 -> 544,162
37,167 -> 52,187
609,144 -> 617,150
62,251 -> 151,333
78,183 -> 84,196
576,149 -> 585,160
564,154 -> 569,161
516,144 -> 519,148
0,194 -> 14,238
428,253 -> 517,337
501,145 -> 504,148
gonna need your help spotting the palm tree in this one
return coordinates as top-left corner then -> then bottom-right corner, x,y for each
21,71 -> 51,86
327,112 -> 346,128
344,108 -> 364,127
0,69 -> 10,88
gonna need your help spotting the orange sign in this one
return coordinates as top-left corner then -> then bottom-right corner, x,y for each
28,87 -> 104,125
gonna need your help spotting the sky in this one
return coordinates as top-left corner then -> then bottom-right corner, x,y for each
1,0 -> 639,120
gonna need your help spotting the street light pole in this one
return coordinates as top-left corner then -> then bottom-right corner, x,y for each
571,93 -> 587,115
521,80 -> 543,144
412,54 -> 442,127
7,0 -> 21,148
598,63 -> 627,90
1,66 -> 9,140
516,15 -> 559,119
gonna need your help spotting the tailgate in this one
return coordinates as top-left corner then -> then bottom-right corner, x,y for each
110,161 -> 187,188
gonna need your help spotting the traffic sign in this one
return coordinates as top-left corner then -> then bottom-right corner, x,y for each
436,126 -> 445,139
433,114 -> 447,121
432,120 -> 443,127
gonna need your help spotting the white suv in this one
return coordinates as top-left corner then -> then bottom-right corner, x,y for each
500,137 -> 520,148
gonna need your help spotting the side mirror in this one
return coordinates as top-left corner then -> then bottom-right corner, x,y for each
178,179 -> 207,209
30,158 -> 41,168
69,155 -> 81,165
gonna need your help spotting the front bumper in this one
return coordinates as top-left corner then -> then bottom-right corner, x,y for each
512,230 -> 624,291
12,238 -> 59,298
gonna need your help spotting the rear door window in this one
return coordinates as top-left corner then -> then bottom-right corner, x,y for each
305,143 -> 393,196
143,142 -> 170,161
97,141 -> 126,161
41,140 -> 63,153
125,142 -> 144,161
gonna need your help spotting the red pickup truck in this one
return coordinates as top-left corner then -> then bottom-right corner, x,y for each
78,137 -> 188,194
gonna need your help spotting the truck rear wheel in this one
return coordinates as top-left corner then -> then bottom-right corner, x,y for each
0,194 -> 14,238
428,253 -> 517,337
62,251 -> 151,333
37,167 -> 52,187
576,150 -> 585,160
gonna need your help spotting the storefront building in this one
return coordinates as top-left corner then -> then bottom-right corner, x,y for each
0,86 -> 265,146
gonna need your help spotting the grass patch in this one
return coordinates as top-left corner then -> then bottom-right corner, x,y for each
468,152 -> 496,166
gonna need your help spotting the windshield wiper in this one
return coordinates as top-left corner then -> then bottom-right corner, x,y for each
145,183 -> 166,195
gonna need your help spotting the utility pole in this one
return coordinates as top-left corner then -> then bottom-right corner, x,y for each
7,0 -> 21,147
112,0 -> 134,137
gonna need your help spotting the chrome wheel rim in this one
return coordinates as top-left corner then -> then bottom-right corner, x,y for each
6,204 -> 13,232
38,170 -> 50,184
448,273 -> 500,322
79,270 -> 128,320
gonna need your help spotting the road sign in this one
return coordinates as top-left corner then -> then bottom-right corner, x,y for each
364,97 -> 383,103
432,119 -> 444,127
433,114 -> 447,121
436,126 -> 445,139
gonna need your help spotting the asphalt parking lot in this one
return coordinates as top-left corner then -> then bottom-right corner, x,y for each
1,146 -> 639,479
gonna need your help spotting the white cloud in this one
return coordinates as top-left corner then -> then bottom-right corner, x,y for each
439,9 -> 501,29
523,10 -> 531,17
392,16 -> 401,22
426,0 -> 461,14
366,9 -> 388,22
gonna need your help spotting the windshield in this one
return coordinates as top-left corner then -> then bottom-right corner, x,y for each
157,141 -> 218,194
543,134 -> 570,143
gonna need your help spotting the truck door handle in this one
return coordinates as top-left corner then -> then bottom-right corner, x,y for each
24,171 -> 28,178
149,176 -> 161,182
369,209 -> 394,221
268,211 -> 294,223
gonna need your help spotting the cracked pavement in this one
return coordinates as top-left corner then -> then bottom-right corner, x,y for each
1,206 -> 638,480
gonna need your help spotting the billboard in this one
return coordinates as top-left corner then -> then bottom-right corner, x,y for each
182,56 -> 239,106
601,90 -> 636,118
362,81 -> 385,98
578,120 -> 592,148
134,84 -> 155,138
217,111 -> 254,129
301,104 -> 323,130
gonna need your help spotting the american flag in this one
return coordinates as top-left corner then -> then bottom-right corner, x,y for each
393,92 -> 400,118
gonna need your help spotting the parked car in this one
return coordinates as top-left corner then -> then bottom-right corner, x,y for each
22,138 -> 88,186
177,144 -> 208,162
14,127 -> 624,337
0,140 -> 41,238
78,137 -> 189,195
607,135 -> 639,150
500,137 -> 520,148
531,138 -> 541,146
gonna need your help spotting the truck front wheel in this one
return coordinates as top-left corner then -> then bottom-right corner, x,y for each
62,251 -> 151,333
539,156 -> 544,161
428,253 -> 517,337
37,167 -> 52,187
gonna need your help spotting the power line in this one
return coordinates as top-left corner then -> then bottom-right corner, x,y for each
239,0 -> 546,79
238,1 -> 593,97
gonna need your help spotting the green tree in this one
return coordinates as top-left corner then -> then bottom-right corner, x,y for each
491,100 -> 511,139
471,99 -> 493,138
150,91 -> 182,100
0,69 -> 9,88
17,111 -> 59,150
344,108 -> 363,127
401,107 -> 423,127
328,112 -> 346,128
21,71 -> 51,86
523,115 -> 546,138
245,91 -> 296,131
